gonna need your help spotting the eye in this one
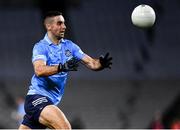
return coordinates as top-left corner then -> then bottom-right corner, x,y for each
57,21 -> 63,25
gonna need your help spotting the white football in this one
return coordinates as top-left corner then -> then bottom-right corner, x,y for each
131,4 -> 156,28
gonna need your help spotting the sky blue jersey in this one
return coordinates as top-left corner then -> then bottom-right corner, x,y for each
27,34 -> 85,105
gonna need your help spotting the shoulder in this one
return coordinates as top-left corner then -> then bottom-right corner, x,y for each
33,39 -> 48,49
32,40 -> 49,54
62,39 -> 80,48
63,39 -> 74,45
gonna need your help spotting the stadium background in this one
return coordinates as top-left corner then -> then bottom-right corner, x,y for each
0,0 -> 180,128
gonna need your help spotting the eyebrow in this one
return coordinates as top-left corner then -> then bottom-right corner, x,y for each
57,20 -> 65,23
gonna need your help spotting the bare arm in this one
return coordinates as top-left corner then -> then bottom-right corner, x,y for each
81,53 -> 112,71
81,54 -> 102,70
33,60 -> 59,77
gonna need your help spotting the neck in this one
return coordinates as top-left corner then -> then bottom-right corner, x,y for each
47,32 -> 62,45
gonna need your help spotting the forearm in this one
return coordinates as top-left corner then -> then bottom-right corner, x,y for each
92,59 -> 104,71
82,53 -> 112,71
82,55 -> 102,70
34,65 -> 59,77
85,59 -> 102,71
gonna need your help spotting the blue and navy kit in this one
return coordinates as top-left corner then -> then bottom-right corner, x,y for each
22,34 -> 86,129
27,34 -> 85,105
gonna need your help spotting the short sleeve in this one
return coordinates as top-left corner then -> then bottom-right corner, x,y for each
72,42 -> 86,60
32,43 -> 47,63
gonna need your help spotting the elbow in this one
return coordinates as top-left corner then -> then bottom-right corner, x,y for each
35,71 -> 44,77
34,68 -> 44,77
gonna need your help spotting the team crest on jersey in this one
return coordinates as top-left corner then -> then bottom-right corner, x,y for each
65,49 -> 72,57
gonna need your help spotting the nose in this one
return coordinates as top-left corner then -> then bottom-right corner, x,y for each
63,23 -> 66,30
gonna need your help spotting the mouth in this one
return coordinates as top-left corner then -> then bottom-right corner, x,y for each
60,31 -> 65,35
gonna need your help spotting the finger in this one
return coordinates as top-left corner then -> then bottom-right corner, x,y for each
107,62 -> 112,66
73,63 -> 79,68
73,58 -> 80,63
104,52 -> 109,59
70,67 -> 77,71
108,63 -> 112,69
69,57 -> 79,64
74,65 -> 79,68
74,66 -> 78,71
107,57 -> 112,61
100,55 -> 104,59
107,61 -> 112,65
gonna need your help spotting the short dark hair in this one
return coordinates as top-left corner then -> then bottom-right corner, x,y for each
43,11 -> 63,25
44,11 -> 62,20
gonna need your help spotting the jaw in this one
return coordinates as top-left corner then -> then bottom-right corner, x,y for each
48,31 -> 65,41
56,34 -> 64,40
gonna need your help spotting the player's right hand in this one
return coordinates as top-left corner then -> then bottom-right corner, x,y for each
58,57 -> 79,72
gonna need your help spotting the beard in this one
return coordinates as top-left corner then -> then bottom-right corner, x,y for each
56,33 -> 64,40
56,35 -> 62,40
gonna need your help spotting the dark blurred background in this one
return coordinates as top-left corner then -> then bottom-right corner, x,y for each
0,0 -> 180,129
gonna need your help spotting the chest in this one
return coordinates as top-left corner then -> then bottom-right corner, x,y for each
46,45 -> 73,65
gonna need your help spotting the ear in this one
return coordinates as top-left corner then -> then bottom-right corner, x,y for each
45,23 -> 51,31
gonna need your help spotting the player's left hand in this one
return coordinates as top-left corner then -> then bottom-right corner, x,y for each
99,52 -> 112,69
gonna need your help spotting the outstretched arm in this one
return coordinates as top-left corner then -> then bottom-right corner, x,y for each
81,53 -> 112,71
81,54 -> 101,70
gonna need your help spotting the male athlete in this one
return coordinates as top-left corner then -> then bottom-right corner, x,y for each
19,11 -> 112,129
